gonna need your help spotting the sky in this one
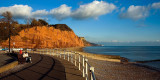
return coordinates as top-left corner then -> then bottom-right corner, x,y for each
0,0 -> 160,46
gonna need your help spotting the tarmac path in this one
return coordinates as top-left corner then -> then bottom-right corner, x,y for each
0,53 -> 84,80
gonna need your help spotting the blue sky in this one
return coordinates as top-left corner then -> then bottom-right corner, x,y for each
0,0 -> 160,45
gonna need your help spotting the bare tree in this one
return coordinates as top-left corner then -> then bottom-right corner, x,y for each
0,11 -> 14,23
0,11 -> 14,52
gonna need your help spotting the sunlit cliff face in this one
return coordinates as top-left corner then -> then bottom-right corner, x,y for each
1,26 -> 85,48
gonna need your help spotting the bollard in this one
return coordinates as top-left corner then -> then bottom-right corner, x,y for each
79,53 -> 81,70
83,55 -> 85,77
90,67 -> 94,80
75,52 -> 77,66
85,59 -> 88,80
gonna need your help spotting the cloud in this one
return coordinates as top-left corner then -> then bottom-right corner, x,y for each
0,1 -> 116,20
152,2 -> 160,9
111,40 -> 118,42
32,10 -> 48,18
120,7 -> 125,12
120,5 -> 149,20
71,1 -> 116,19
0,4 -> 32,19
50,4 -> 71,20
137,23 -> 148,27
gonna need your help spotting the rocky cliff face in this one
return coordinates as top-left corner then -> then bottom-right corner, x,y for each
1,26 -> 86,48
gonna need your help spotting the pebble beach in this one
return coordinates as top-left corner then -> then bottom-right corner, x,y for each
65,47 -> 160,80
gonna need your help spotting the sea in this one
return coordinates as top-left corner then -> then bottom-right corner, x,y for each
83,46 -> 160,70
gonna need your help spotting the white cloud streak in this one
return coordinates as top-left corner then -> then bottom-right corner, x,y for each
120,2 -> 160,20
71,1 -> 116,19
152,2 -> 160,9
0,5 -> 32,19
0,1 -> 116,20
50,4 -> 71,20
32,10 -> 48,17
120,5 -> 149,20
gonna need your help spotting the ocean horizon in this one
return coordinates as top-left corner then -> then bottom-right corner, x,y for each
83,46 -> 160,70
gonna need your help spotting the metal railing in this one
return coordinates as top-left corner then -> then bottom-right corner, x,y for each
27,48 -> 96,80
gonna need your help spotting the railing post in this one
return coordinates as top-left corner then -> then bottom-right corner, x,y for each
50,49 -> 51,55
57,49 -> 58,57
47,49 -> 48,54
60,50 -> 61,58
79,53 -> 81,70
43,49 -> 45,54
83,55 -> 85,77
64,50 -> 65,59
68,51 -> 69,61
71,52 -> 73,63
90,67 -> 95,80
46,49 -> 47,54
85,59 -> 88,80
46,48 -> 48,54
75,52 -> 77,66
53,49 -> 54,56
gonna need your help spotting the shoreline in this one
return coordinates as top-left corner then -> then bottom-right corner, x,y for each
62,47 -> 122,62
63,47 -> 160,80
63,47 -> 160,71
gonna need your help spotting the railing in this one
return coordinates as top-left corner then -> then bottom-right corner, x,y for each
26,48 -> 96,80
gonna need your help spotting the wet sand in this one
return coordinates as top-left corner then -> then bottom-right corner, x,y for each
64,47 -> 160,80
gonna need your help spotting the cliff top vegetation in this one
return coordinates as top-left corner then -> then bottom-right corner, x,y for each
0,11 -> 72,41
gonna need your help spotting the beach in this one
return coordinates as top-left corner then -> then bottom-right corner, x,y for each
65,47 -> 160,80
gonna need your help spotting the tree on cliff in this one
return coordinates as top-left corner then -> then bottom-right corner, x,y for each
0,11 -> 14,23
0,11 -> 17,41
31,19 -> 48,26
38,19 -> 48,26
31,19 -> 41,26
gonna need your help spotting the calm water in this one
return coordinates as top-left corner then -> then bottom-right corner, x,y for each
83,46 -> 160,69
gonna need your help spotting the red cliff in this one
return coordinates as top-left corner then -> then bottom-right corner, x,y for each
1,26 -> 85,48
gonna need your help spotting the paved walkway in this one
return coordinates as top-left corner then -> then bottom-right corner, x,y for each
0,51 -> 15,67
0,53 -> 84,80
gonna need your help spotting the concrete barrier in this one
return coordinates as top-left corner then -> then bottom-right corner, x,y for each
0,61 -> 18,73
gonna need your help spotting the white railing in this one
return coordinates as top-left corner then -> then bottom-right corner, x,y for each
27,48 -> 96,80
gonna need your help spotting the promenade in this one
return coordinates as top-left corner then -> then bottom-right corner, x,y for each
0,51 -> 15,67
0,53 -> 84,80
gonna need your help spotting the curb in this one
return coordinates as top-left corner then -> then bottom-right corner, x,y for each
0,61 -> 18,73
